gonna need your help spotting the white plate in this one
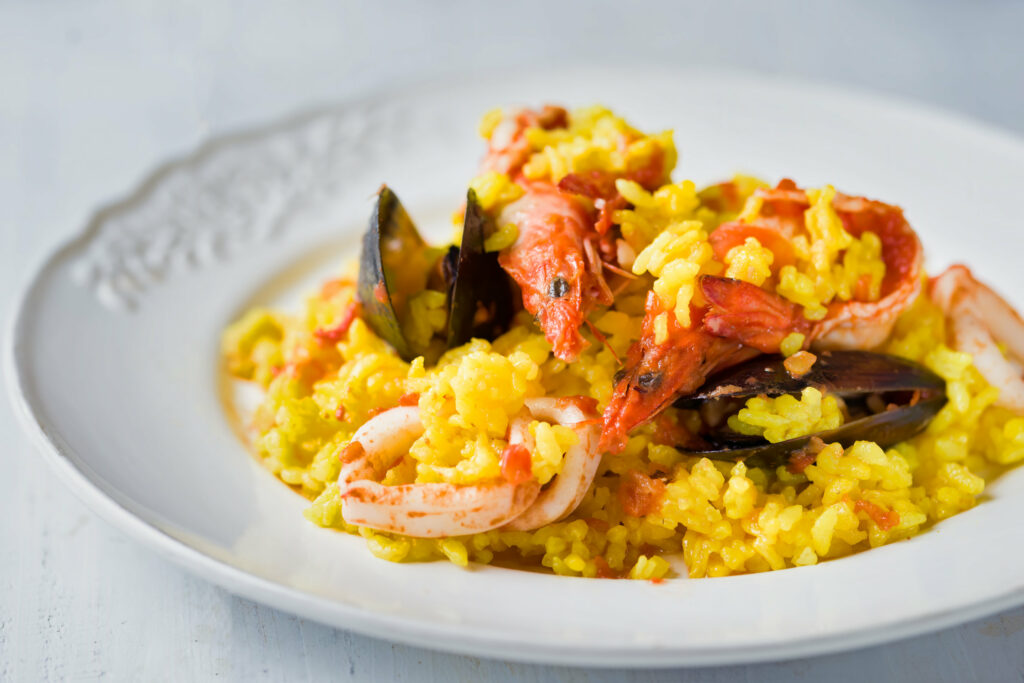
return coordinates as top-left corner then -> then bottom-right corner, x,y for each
9,67 -> 1024,667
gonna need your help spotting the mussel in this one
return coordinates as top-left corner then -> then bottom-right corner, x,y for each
443,189 -> 515,348
675,350 -> 947,470
357,186 -> 516,362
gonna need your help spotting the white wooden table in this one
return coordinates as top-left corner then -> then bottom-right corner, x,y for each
3,2 -> 1024,680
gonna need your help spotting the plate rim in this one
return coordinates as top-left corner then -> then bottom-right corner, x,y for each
8,64 -> 1024,667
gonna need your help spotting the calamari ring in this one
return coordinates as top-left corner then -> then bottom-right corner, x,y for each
338,407 -> 540,538
503,397 -> 603,531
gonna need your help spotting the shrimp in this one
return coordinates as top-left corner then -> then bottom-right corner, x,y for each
709,182 -> 922,346
338,407 -> 540,537
703,193 -> 923,351
498,182 -> 612,361
481,105 -> 568,176
486,107 -> 662,361
931,265 -> 1024,412
338,396 -> 603,537
699,275 -> 815,352
599,293 -> 754,453
503,397 -> 602,531
600,184 -> 924,450
557,148 -> 668,237
813,195 -> 923,349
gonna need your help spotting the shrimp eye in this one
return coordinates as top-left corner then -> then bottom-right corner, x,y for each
636,372 -> 662,392
548,276 -> 570,299
613,369 -> 627,384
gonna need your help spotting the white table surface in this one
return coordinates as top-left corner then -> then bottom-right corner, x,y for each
3,2 -> 1024,680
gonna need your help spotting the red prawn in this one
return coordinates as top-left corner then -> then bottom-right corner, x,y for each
498,182 -> 613,361
481,105 -> 569,176
599,180 -> 924,451
485,106 -> 673,362
705,182 -> 923,350
557,148 -> 668,237
599,292 -> 754,453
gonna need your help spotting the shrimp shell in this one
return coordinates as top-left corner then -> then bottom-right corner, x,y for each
931,265 -> 1024,412
498,183 -> 610,361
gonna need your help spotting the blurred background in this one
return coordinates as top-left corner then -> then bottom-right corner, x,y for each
2,1 -> 1023,681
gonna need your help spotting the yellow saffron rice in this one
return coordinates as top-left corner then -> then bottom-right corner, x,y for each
222,105 -> 1024,579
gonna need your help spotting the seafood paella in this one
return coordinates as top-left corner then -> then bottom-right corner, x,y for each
223,105 -> 1024,579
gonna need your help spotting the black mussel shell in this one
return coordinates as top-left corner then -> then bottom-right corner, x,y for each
688,395 -> 946,470
357,185 -> 515,362
446,189 -> 516,348
675,350 -> 946,407
675,350 -> 949,469
357,185 -> 425,360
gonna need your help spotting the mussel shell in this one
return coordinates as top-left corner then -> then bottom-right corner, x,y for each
357,185 -> 425,360
675,350 -> 945,407
688,395 -> 947,469
357,186 -> 516,362
446,189 -> 516,347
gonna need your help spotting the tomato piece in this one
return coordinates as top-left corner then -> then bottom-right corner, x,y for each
618,470 -> 666,517
313,301 -> 360,344
854,499 -> 900,531
500,443 -> 533,485
593,555 -> 618,579
339,441 -> 365,464
652,412 -> 691,447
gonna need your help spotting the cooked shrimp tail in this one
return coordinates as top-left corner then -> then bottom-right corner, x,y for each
809,192 -> 923,349
481,106 -> 568,176
700,275 -> 813,353
931,264 -> 1024,412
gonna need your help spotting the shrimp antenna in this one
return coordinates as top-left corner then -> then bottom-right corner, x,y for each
601,260 -> 637,279
584,318 -> 622,365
